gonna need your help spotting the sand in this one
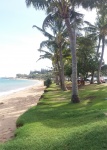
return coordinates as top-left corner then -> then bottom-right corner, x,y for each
0,81 -> 45,143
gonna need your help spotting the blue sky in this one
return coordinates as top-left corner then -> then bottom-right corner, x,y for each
0,0 -> 51,77
0,1 -> 106,77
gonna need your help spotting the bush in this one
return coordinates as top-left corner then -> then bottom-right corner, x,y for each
44,78 -> 52,88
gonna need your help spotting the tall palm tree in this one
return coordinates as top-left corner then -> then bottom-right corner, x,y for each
84,2 -> 107,84
26,0 -> 84,103
38,40 -> 66,90
84,22 -> 107,83
45,18 -> 68,91
33,25 -> 60,85
33,20 -> 68,91
46,1 -> 84,103
96,1 -> 107,83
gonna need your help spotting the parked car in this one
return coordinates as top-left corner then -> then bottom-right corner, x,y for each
85,77 -> 97,82
100,77 -> 106,83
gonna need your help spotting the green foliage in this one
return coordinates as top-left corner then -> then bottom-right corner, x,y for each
1,84 -> 107,149
44,78 -> 52,87
16,74 -> 28,78
16,69 -> 53,80
64,63 -> 72,77
77,36 -> 98,77
101,64 -> 107,75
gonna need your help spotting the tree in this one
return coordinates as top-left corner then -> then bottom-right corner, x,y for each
37,43 -> 60,85
101,64 -> 107,76
25,0 -> 107,102
33,20 -> 68,90
77,35 -> 98,83
84,1 -> 107,84
96,1 -> 107,83
26,0 -> 84,103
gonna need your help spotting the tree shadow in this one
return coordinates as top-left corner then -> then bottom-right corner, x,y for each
17,101 -> 106,130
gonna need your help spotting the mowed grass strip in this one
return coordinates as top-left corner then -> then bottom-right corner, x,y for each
1,83 -> 107,150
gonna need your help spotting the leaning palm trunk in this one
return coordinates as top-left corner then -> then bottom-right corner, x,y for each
56,55 -> 63,87
97,36 -> 101,55
54,66 -> 60,85
59,46 -> 67,91
97,36 -> 105,84
55,75 -> 59,85
90,71 -> 94,84
65,18 -> 80,103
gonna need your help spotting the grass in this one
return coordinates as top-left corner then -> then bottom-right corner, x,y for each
1,83 -> 107,149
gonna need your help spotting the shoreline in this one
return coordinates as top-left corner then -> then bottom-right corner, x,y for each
0,79 -> 43,98
0,81 -> 45,143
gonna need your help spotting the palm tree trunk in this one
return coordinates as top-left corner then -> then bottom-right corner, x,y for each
97,36 -> 105,84
59,46 -> 67,91
56,55 -> 63,88
97,36 -> 101,55
54,67 -> 59,85
90,71 -> 94,84
65,18 -> 80,103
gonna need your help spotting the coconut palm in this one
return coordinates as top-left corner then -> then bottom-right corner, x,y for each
83,1 -> 107,84
33,25 -> 60,85
84,21 -> 107,84
33,19 -> 68,91
38,40 -> 67,90
26,0 -> 85,103
37,48 -> 60,85
44,18 -> 68,91
96,2 -> 107,83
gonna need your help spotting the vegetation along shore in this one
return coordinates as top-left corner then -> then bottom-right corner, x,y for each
0,82 -> 107,149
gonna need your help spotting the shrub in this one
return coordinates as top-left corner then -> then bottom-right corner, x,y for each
44,78 -> 52,88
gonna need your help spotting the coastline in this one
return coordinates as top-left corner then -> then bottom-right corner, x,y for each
0,79 -> 42,98
0,81 -> 45,143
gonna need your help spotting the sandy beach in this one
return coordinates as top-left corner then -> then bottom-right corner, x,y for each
0,81 -> 45,143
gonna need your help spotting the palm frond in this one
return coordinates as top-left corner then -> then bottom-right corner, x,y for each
33,25 -> 54,39
83,27 -> 97,33
39,40 -> 56,50
42,13 -> 55,30
79,0 -> 103,9
25,0 -> 48,9
36,51 -> 53,62
84,21 -> 96,28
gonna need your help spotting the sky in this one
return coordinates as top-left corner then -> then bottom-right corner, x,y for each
0,0 -> 51,77
0,1 -> 107,77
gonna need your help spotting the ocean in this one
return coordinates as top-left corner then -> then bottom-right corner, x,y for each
0,78 -> 40,96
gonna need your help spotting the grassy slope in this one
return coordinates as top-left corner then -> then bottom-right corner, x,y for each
1,83 -> 107,150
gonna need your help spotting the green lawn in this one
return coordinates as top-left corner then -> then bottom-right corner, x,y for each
0,83 -> 107,150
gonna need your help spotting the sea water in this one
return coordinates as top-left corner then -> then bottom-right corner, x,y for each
0,78 -> 40,96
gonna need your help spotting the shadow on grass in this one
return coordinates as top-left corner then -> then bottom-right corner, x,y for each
2,118 -> 107,150
2,83 -> 107,150
51,123 -> 107,150
17,100 -> 106,130
17,83 -> 107,130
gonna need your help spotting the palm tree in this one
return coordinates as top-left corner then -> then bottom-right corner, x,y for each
26,0 -> 84,103
33,20 -> 68,91
83,2 -> 107,84
47,1 -> 84,102
96,2 -> 107,83
37,48 -> 60,85
33,25 -> 60,85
